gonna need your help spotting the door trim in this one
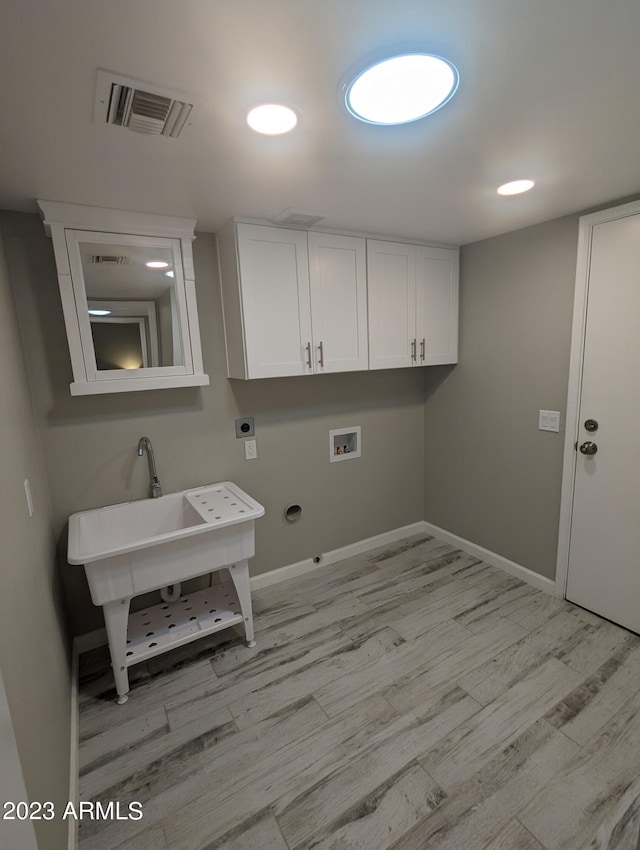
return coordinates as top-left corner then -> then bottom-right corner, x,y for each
555,198 -> 640,598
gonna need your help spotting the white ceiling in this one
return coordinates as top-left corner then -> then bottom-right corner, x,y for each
1,0 -> 639,246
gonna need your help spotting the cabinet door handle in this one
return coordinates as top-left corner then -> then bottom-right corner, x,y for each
411,338 -> 417,362
420,338 -> 426,361
305,341 -> 312,369
318,340 -> 324,367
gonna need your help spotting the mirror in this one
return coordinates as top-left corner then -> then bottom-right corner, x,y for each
38,201 -> 209,395
79,240 -> 184,370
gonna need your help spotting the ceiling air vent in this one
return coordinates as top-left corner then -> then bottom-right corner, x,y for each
270,208 -> 326,228
94,70 -> 205,139
91,255 -> 128,265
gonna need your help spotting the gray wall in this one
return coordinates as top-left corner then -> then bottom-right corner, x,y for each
3,212 -> 426,636
0,225 -> 71,850
423,214 -> 579,580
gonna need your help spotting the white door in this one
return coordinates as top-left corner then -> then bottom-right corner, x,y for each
416,246 -> 459,366
236,224 -> 312,378
367,240 -> 416,370
566,212 -> 640,633
308,232 -> 368,373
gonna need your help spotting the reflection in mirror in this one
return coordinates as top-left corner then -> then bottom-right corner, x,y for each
80,241 -> 184,371
87,300 -> 159,370
91,318 -> 145,370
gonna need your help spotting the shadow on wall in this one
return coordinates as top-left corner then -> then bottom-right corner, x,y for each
229,367 -> 431,425
424,364 -> 456,404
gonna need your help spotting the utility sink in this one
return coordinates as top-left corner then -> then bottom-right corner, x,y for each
68,482 -> 265,704
68,481 -> 264,567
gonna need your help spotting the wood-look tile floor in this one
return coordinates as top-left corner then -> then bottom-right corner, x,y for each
77,534 -> 640,850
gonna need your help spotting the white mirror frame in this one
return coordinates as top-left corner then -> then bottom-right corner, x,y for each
38,200 -> 209,395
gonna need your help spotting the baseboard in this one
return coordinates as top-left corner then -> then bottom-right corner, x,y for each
249,522 -> 427,590
421,520 -> 555,594
68,641 -> 80,850
74,626 -> 107,654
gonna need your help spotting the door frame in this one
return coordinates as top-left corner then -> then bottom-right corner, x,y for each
555,198 -> 640,598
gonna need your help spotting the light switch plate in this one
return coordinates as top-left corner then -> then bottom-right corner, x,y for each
539,410 -> 560,432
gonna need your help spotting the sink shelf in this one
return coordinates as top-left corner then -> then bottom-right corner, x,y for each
125,576 -> 244,666
185,484 -> 262,525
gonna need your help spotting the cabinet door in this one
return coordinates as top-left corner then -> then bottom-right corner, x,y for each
415,246 -> 459,365
308,232 -> 368,373
236,224 -> 312,378
367,240 -> 416,370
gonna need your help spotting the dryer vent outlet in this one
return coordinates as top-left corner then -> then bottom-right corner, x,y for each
235,417 -> 255,438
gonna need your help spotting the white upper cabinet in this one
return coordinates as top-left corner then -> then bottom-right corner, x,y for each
307,232 -> 368,374
233,223 -> 312,379
416,246 -> 459,365
368,239 -> 459,369
218,221 -> 367,379
218,219 -> 458,379
367,240 -> 417,370
38,201 -> 209,395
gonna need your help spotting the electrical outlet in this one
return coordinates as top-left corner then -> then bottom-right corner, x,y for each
244,439 -> 257,460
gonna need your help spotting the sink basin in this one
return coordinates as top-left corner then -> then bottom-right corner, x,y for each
68,481 -> 264,565
68,482 -> 265,606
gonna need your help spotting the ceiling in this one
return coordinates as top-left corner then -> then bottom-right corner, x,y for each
1,0 -> 639,246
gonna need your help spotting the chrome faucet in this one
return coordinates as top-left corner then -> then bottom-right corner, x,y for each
137,436 -> 162,498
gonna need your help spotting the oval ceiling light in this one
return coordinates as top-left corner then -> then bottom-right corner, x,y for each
345,53 -> 459,125
497,179 -> 535,196
247,104 -> 298,135
88,309 -> 111,316
146,260 -> 169,269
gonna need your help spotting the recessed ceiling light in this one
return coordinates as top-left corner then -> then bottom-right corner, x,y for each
497,179 -> 535,196
247,104 -> 298,135
88,309 -> 111,316
345,53 -> 459,125
146,260 -> 169,269
165,270 -> 174,278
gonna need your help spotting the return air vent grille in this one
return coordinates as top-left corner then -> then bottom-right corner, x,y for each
271,208 -> 326,228
91,255 -> 129,265
94,70 -> 205,139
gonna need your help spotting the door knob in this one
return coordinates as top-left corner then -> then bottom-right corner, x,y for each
579,441 -> 598,455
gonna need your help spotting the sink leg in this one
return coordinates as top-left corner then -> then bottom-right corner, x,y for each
103,598 -> 131,704
228,561 -> 255,646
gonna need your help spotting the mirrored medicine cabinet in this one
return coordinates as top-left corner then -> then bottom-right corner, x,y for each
38,200 -> 209,395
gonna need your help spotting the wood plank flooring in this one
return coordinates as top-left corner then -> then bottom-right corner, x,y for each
76,534 -> 640,850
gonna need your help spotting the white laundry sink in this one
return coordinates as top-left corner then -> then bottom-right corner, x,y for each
68,482 -> 265,606
68,482 -> 265,704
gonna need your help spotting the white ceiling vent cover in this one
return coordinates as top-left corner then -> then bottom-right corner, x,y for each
94,70 -> 205,139
270,208 -> 326,228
